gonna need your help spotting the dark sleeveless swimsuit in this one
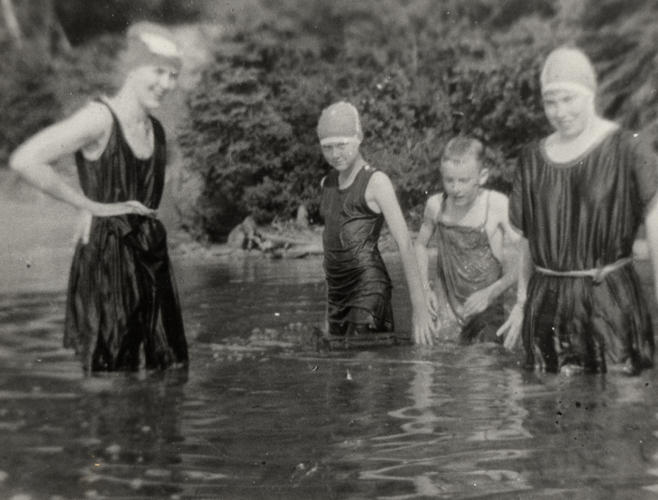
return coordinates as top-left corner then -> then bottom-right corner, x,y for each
320,165 -> 394,336
64,100 -> 188,372
435,190 -> 505,344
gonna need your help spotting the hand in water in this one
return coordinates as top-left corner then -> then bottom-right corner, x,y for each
496,302 -> 523,350
412,306 -> 435,346
462,286 -> 494,319
91,200 -> 156,218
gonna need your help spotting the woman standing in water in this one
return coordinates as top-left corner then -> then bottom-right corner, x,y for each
497,46 -> 658,375
9,22 -> 188,372
318,101 -> 434,345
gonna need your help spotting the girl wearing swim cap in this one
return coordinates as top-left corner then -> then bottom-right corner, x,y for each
497,46 -> 658,375
9,22 -> 188,372
318,101 -> 435,345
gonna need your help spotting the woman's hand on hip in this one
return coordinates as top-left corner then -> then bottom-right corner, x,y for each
73,209 -> 93,244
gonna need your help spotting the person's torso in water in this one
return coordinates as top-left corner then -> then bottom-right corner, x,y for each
435,189 -> 503,315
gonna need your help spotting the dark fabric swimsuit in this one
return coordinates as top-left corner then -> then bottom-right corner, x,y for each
320,165 -> 394,336
510,129 -> 657,374
435,190 -> 505,344
64,101 -> 188,372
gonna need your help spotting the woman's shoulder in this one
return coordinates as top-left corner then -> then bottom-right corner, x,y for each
72,100 -> 114,135
613,128 -> 653,153
364,167 -> 392,189
517,139 -> 543,162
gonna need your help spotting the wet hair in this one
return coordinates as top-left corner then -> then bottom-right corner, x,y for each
441,136 -> 485,168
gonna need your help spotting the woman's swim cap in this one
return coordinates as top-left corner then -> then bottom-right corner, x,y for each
541,46 -> 596,96
124,22 -> 183,73
317,101 -> 363,145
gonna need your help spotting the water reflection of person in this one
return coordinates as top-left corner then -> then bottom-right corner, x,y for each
497,46 -> 658,375
77,372 -> 189,497
317,101 -> 434,344
9,22 -> 188,372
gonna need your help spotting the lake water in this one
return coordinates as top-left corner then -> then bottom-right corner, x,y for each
2,255 -> 658,500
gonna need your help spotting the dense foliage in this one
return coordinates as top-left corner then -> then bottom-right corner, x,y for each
177,0 -> 658,240
4,0 -> 658,241
0,38 -> 120,167
55,0 -> 206,44
178,0 -> 564,239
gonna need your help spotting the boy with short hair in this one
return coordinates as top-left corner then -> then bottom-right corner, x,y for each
415,137 -> 519,343
318,101 -> 434,345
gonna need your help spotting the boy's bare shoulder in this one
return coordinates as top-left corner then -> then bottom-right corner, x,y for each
484,189 -> 510,224
486,189 -> 509,209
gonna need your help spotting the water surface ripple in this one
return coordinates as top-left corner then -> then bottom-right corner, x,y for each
1,258 -> 658,499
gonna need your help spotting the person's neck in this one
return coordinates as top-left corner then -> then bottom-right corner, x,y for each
338,157 -> 366,188
446,189 -> 481,219
556,114 -> 599,145
107,87 -> 150,126
546,115 -> 617,163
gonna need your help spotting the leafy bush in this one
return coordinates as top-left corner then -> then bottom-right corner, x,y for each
177,0 -> 561,239
0,54 -> 60,165
55,0 -> 206,44
0,36 -> 120,167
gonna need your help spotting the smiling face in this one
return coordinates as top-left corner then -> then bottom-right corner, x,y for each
320,138 -> 361,172
129,64 -> 179,110
543,88 -> 593,139
440,155 -> 487,207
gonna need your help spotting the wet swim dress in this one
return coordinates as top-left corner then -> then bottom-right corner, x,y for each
64,101 -> 188,372
320,165 -> 394,336
435,190 -> 505,344
510,129 -> 656,374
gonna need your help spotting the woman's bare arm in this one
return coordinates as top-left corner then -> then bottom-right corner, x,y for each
10,103 -> 154,217
367,172 -> 434,344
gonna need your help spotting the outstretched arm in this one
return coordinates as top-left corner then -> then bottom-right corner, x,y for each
10,103 -> 154,218
368,172 -> 434,345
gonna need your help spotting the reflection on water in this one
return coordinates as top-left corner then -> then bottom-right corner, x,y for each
1,257 -> 658,499
357,359 -> 534,499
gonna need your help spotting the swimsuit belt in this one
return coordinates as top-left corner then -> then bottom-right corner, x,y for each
534,257 -> 633,283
